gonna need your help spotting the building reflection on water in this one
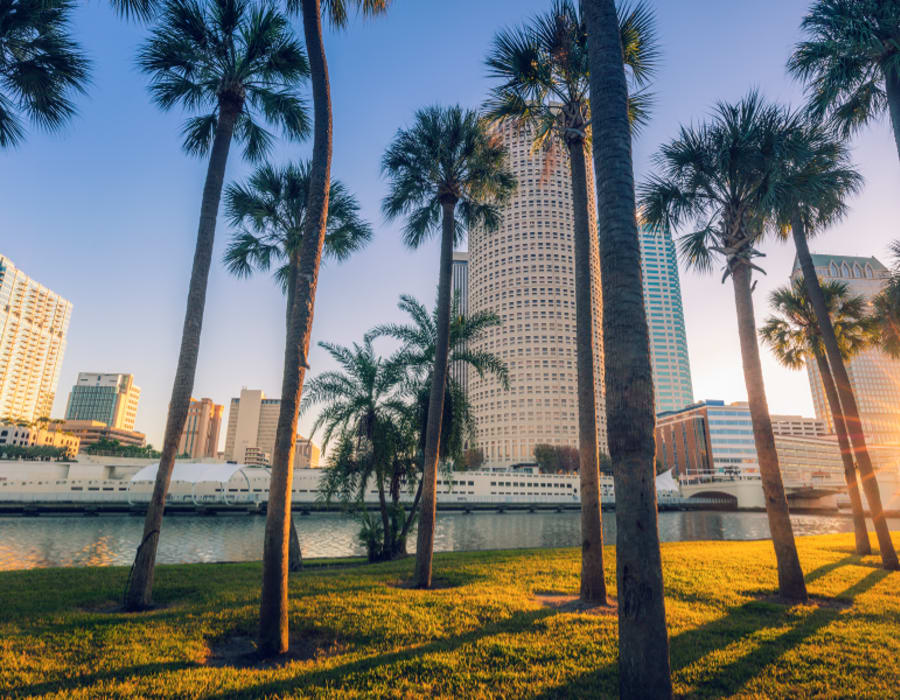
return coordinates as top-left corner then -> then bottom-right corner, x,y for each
1,510 -> 897,571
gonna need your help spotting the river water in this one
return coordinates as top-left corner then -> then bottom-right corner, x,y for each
2,510 -> 898,571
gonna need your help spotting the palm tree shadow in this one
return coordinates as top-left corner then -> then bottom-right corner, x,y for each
8,661 -> 195,697
678,568 -> 889,697
532,565 -> 890,698
201,607 -> 560,699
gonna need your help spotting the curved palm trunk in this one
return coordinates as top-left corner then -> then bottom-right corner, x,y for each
813,350 -> 870,555
259,0 -> 333,657
792,222 -> 898,569
882,65 -> 900,166
413,199 -> 455,589
284,257 -> 304,573
731,263 -> 808,601
124,106 -> 238,612
583,1 -> 672,695
566,138 -> 607,605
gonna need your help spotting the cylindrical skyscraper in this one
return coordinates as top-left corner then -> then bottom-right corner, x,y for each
468,122 -> 606,466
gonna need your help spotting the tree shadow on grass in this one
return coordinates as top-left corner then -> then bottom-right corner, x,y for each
6,660 -> 196,698
199,607 -> 561,700
674,568 -> 890,698
532,564 -> 891,698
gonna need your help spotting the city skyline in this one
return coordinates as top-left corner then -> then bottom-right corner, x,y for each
3,0 -> 900,448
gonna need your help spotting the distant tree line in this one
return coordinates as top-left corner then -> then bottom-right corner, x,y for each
0,445 -> 69,461
84,439 -> 161,459
533,444 -> 613,475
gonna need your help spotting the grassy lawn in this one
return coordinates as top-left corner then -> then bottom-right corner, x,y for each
0,533 -> 898,698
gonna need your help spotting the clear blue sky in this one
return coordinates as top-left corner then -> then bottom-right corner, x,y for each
2,0 -> 899,449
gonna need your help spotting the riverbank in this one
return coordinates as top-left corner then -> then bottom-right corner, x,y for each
1,533 -> 898,698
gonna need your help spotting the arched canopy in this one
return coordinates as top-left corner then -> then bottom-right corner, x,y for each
129,462 -> 258,505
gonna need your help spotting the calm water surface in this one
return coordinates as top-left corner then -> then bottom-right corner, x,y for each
1,510 -> 897,571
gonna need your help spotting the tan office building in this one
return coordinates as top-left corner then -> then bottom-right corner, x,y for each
791,254 -> 900,445
223,388 -> 319,467
0,255 -> 72,423
468,122 -> 606,466
177,398 -> 223,459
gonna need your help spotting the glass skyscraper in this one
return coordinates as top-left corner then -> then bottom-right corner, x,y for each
65,372 -> 141,430
637,224 -> 694,415
791,253 -> 900,445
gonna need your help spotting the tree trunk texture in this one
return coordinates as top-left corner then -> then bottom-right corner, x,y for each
813,351 -> 870,555
258,0 -> 333,656
882,63 -> 900,167
124,107 -> 238,612
413,199 -> 455,589
283,255 -> 303,573
567,138 -> 607,605
582,0 -> 673,696
288,516 -> 303,572
731,263 -> 808,601
792,222 -> 898,569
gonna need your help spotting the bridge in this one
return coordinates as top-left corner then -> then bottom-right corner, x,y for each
679,474 -> 845,510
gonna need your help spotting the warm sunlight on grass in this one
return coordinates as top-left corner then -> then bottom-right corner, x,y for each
1,533 -> 898,698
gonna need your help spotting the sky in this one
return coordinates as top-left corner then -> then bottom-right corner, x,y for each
2,0 -> 899,450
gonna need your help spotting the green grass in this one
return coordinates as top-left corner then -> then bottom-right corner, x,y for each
1,533 -> 898,698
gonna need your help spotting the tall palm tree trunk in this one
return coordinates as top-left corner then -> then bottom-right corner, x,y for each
813,350 -> 870,555
413,199 -> 455,589
259,0 -> 333,656
582,1 -> 672,695
125,106 -> 239,612
792,221 -> 898,569
731,263 -> 808,601
566,138 -> 607,605
284,257 -> 304,573
882,65 -> 900,165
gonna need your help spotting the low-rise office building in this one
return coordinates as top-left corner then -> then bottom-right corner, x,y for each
0,422 -> 80,458
59,420 -> 146,449
656,400 -> 843,485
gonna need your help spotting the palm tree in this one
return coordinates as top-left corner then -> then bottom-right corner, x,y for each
224,160 -> 371,571
367,293 -> 509,463
872,241 -> 900,358
0,0 -> 90,148
639,93 -> 809,603
224,161 -> 372,330
369,293 -> 507,469
381,104 -> 516,589
774,120 -> 898,570
582,0 -> 672,695
788,0 -> 900,163
302,339 -> 413,560
761,278 -> 873,555
483,0 -> 658,606
259,0 -> 389,659
124,0 -> 310,612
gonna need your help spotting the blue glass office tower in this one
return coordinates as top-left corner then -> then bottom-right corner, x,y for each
637,224 -> 694,414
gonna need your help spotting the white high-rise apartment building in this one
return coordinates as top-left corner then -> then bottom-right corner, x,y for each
468,123 -> 606,466
637,224 -> 694,414
791,253 -> 900,445
65,372 -> 141,430
0,255 -> 72,422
